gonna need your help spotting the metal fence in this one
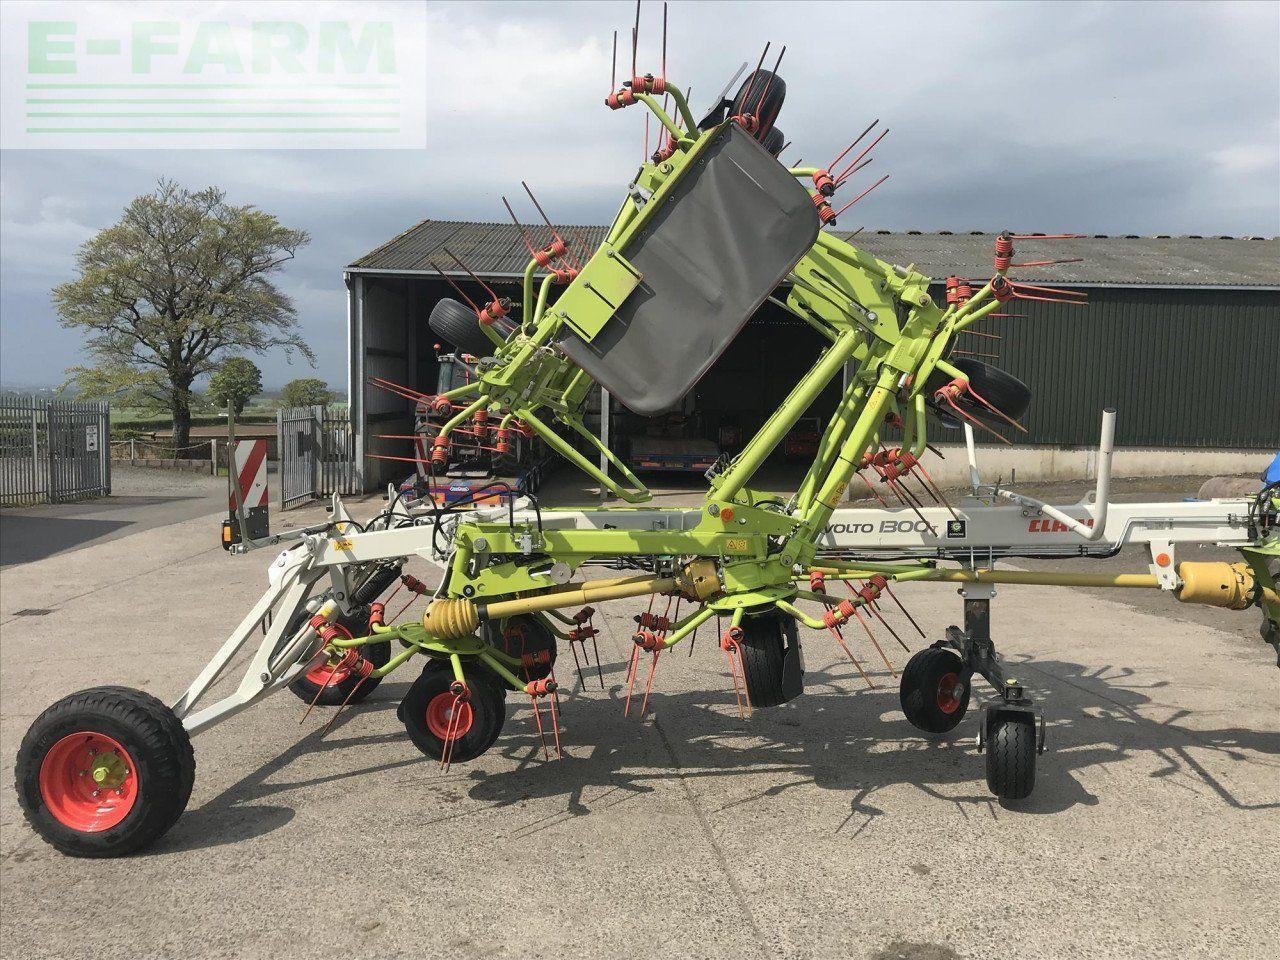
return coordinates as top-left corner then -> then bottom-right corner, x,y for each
111,437 -> 221,467
318,408 -> 359,500
0,397 -> 110,506
277,405 -> 359,509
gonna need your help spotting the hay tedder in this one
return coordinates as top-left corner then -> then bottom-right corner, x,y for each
16,25 -> 1279,857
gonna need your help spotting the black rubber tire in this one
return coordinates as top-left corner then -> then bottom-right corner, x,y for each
15,686 -> 194,857
738,611 -> 798,708
284,605 -> 392,706
760,125 -> 785,157
400,661 -> 506,763
985,714 -> 1037,801
927,358 -> 1032,431
731,69 -> 785,140
483,615 -> 556,682
428,297 -> 493,357
900,647 -> 970,734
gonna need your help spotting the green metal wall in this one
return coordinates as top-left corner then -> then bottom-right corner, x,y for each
932,286 -> 1280,449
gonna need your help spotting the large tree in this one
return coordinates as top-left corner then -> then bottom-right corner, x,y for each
279,377 -> 333,408
55,179 -> 312,448
207,356 -> 264,419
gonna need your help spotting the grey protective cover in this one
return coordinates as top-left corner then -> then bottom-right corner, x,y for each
557,123 -> 820,416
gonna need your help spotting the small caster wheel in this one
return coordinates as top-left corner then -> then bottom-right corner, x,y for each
899,647 -> 970,733
15,686 -> 195,857
984,712 -> 1037,801
400,662 -> 506,764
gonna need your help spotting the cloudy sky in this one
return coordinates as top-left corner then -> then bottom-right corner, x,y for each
1,0 -> 1277,390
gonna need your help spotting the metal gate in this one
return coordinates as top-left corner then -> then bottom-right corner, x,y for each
0,397 -> 111,506
277,405 -> 358,508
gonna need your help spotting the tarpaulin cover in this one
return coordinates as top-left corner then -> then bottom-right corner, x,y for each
558,123 -> 820,415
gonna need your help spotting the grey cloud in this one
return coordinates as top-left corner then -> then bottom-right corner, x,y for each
2,0 -> 1276,387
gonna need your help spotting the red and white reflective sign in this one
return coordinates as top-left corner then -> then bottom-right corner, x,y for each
414,434 -> 430,481
229,439 -> 268,510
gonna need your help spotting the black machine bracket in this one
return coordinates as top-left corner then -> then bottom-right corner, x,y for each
941,589 -> 1045,754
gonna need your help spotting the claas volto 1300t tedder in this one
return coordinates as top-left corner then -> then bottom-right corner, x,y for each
16,21 -> 1279,857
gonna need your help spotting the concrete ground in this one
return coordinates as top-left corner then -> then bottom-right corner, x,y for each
0,466 -> 228,566
1,475 -> 1277,960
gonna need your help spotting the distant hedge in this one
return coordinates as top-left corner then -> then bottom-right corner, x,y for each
112,413 -> 276,431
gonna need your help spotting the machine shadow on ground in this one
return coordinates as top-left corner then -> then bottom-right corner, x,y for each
156,654 -> 1280,855
0,492 -> 215,565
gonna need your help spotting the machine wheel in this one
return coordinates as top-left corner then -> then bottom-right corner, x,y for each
400,662 -> 506,763
985,713 -> 1037,801
428,297 -> 493,357
738,611 -> 802,708
290,632 -> 392,706
760,125 -> 785,157
484,614 -> 556,682
730,69 -> 786,140
15,687 -> 194,857
900,647 -> 971,733
276,604 -> 390,706
927,358 -> 1032,431
281,605 -> 392,706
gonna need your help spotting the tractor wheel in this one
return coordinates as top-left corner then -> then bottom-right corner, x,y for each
900,647 -> 970,734
985,712 -> 1037,801
429,297 -> 493,357
737,611 -> 803,708
400,662 -> 506,763
279,605 -> 391,707
484,614 -> 556,682
15,686 -> 194,857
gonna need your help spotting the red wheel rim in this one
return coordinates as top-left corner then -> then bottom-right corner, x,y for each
425,692 -> 473,741
305,628 -> 357,687
936,672 -> 962,714
305,658 -> 352,687
38,732 -> 138,832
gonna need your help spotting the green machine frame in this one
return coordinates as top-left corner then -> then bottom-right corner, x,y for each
14,62 -> 1278,859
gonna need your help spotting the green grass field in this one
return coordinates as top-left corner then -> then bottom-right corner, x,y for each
110,402 -> 282,429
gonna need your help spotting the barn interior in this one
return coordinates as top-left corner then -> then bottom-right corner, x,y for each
345,223 -> 1278,494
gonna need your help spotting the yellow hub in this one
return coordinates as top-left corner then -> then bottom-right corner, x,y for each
89,750 -> 129,790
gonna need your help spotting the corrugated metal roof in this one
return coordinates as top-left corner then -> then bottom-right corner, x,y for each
348,220 -> 1280,288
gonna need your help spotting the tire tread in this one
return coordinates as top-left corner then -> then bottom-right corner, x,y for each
15,686 -> 194,857
985,715 -> 1036,800
738,613 -> 795,709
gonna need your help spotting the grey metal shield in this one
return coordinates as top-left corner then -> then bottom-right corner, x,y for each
558,123 -> 820,416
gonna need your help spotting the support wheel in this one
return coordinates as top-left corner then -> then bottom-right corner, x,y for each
15,686 -> 194,857
900,647 -> 970,733
428,297 -> 495,357
738,611 -> 803,708
985,712 -> 1037,801
284,606 -> 391,706
400,662 -> 506,764
484,615 -> 556,682
730,69 -> 786,140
